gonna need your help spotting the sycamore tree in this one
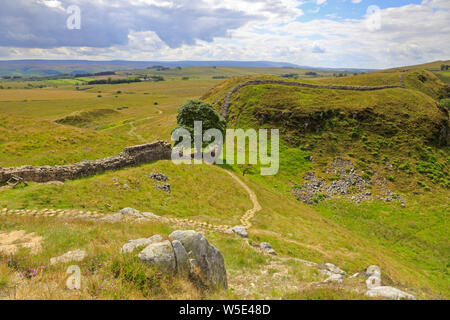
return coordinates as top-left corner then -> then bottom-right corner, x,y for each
172,100 -> 226,148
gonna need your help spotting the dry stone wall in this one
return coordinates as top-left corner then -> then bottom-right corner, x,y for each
0,141 -> 172,184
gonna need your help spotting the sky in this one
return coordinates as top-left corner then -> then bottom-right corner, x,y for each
0,0 -> 448,68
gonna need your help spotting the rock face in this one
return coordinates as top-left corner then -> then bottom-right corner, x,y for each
230,226 -> 248,238
169,230 -> 228,289
50,250 -> 87,265
120,235 -> 163,254
138,240 -> 176,273
0,141 -> 172,184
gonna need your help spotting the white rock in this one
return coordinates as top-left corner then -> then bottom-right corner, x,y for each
366,286 -> 416,300
366,275 -> 382,289
138,240 -> 176,273
230,226 -> 248,238
324,273 -> 344,283
50,250 -> 87,265
120,207 -> 141,217
366,265 -> 381,277
120,235 -> 163,254
260,242 -> 276,255
140,212 -> 162,220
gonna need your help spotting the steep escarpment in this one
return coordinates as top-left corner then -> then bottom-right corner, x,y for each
204,70 -> 449,192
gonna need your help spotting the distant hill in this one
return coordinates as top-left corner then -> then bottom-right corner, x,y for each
0,60 -> 375,77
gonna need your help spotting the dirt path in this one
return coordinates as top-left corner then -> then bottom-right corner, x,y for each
223,170 -> 261,229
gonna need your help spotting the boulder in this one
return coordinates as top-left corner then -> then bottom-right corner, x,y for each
50,250 -> 87,265
140,212 -> 163,220
366,275 -> 382,289
120,235 -> 163,254
120,207 -> 141,217
366,265 -> 381,277
260,242 -> 276,255
230,226 -> 248,238
138,240 -> 176,274
324,273 -> 344,283
366,286 -> 416,300
172,240 -> 190,277
169,230 -> 227,289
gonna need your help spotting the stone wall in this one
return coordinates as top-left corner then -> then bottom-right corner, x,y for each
0,141 -> 172,184
219,80 -> 404,119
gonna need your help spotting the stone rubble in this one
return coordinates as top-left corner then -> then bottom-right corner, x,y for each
293,157 -> 406,205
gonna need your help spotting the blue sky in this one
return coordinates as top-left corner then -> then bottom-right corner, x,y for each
299,0 -> 424,21
0,0 -> 448,68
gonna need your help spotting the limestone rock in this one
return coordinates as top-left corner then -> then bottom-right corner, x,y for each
120,235 -> 163,254
172,240 -> 190,277
230,226 -> 248,238
260,242 -> 276,255
366,275 -> 382,289
50,250 -> 87,265
366,265 -> 381,277
120,207 -> 141,217
140,212 -> 162,220
324,273 -> 344,283
169,230 -> 227,289
99,212 -> 122,223
366,286 -> 416,300
138,240 -> 176,273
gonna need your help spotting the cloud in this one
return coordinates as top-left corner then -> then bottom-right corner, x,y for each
0,0 -> 448,69
0,0 -> 266,48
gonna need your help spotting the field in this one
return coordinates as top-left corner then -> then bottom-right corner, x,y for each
0,64 -> 449,300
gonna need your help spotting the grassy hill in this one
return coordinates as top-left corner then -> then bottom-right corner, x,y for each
202,66 -> 449,297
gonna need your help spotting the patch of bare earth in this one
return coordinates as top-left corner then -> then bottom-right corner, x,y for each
0,230 -> 42,255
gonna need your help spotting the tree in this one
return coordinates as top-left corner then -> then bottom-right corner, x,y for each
441,64 -> 446,71
172,100 -> 226,147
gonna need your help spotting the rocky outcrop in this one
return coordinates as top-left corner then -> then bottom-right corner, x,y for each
138,240 -> 177,273
120,235 -> 163,254
129,230 -> 227,290
169,230 -> 228,289
260,242 -> 276,255
364,265 -> 416,300
366,286 -> 416,300
293,157 -> 405,205
229,226 -> 248,238
100,207 -> 165,224
0,141 -> 172,185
